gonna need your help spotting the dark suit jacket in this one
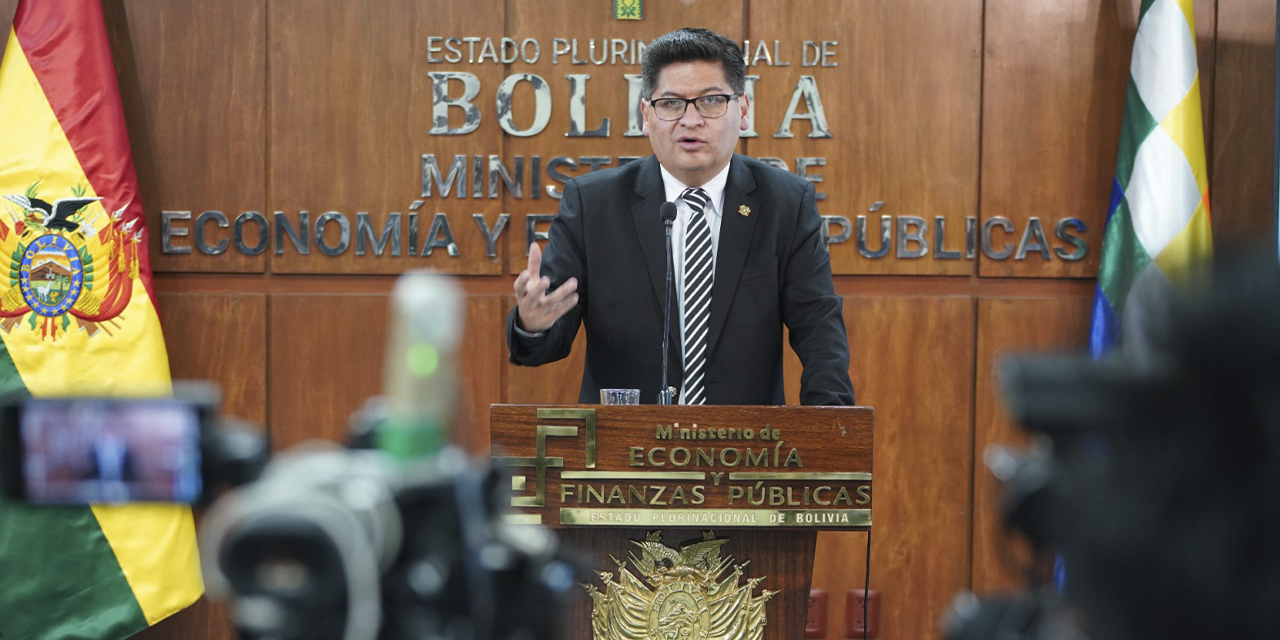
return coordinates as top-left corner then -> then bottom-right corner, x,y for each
506,154 -> 854,406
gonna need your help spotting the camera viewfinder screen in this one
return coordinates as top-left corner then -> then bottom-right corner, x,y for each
19,399 -> 202,504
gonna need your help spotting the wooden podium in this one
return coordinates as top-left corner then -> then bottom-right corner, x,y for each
490,404 -> 873,640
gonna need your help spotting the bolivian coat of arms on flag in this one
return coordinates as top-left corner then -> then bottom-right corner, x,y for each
1,184 -> 139,341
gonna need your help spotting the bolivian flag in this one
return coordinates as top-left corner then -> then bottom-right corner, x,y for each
0,1 -> 203,638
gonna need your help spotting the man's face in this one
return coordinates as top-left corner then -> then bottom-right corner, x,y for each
641,60 -> 750,187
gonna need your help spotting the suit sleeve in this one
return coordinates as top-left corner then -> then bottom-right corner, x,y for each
782,181 -> 856,406
506,179 -> 589,366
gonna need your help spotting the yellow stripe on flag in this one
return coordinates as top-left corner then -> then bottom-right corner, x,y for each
92,504 -> 204,625
1153,201 -> 1213,286
0,36 -> 86,212
1173,0 -> 1197,40
1159,75 -> 1208,198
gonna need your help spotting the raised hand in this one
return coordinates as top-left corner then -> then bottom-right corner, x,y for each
513,242 -> 578,333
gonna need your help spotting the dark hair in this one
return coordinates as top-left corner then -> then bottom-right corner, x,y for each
640,28 -> 745,100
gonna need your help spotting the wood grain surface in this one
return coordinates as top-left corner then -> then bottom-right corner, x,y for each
0,1 -> 1275,639
971,296 -> 1091,594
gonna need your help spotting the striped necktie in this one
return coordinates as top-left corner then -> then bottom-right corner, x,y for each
681,187 -> 713,405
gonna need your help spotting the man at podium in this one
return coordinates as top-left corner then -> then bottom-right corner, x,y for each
506,27 -> 854,407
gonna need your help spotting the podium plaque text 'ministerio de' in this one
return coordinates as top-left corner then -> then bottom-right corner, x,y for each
490,404 -> 873,531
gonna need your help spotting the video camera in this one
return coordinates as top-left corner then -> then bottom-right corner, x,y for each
944,250 -> 1280,640
0,271 -> 578,640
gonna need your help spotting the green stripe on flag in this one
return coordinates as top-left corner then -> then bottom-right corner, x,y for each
1114,79 -> 1160,191
1096,199 -> 1152,319
0,506 -> 150,640
0,340 -> 148,640
1137,0 -> 1157,25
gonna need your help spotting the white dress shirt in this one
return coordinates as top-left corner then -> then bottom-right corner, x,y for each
659,162 -> 731,403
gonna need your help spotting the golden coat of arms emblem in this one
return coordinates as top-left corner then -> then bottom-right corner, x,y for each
584,531 -> 777,640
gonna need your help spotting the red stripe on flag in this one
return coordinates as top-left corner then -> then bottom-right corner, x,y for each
13,0 -> 158,304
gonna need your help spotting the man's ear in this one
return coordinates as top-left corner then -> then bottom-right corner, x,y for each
738,93 -> 751,132
640,101 -> 651,137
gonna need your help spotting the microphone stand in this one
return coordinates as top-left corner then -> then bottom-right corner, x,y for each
659,203 -> 677,404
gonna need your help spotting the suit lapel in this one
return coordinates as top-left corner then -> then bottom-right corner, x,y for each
632,156 -> 667,310
631,157 -> 684,383
708,156 -> 758,358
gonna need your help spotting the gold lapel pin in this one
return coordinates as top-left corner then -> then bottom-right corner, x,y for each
738,205 -> 751,217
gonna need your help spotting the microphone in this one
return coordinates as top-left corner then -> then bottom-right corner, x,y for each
659,202 -> 678,405
377,269 -> 464,460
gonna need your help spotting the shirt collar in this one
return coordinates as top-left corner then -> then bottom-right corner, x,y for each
658,160 -> 732,216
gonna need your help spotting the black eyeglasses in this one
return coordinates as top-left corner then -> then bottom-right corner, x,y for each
647,94 -> 738,121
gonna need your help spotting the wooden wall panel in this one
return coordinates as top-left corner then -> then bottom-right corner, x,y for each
803,296 -> 974,640
749,0 -> 983,277
134,597 -> 235,640
0,1 -> 13,41
269,292 -> 503,450
454,293 -> 507,454
980,0 -> 1215,279
269,294 -> 389,447
504,329 -> 588,404
1211,0 -> 1277,242
105,0 -> 268,274
501,0 -> 741,275
157,293 -> 268,426
971,296 -> 1090,594
269,0 -> 505,275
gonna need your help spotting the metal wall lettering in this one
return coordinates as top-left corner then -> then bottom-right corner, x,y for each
488,155 -> 523,199
896,216 -> 927,259
276,211 -> 309,256
1054,218 -> 1088,261
421,212 -> 458,256
496,73 -> 551,137
158,209 -> 1087,260
194,210 -> 229,255
428,72 -> 482,135
161,211 -> 191,254
422,154 -> 467,198
933,217 -> 961,260
801,41 -> 840,67
314,212 -> 350,257
407,212 -> 419,256
355,212 -> 401,257
473,213 -> 510,258
235,212 -> 269,256
774,76 -> 832,139
624,73 -> 645,137
1015,217 -> 1051,260
526,214 -> 555,256
821,215 -> 852,249
545,156 -> 576,199
795,157 -> 825,201
856,215 -> 891,259
981,217 -> 1014,260
565,74 -> 609,137
530,155 -> 543,198
741,76 -> 759,138
965,217 -> 978,259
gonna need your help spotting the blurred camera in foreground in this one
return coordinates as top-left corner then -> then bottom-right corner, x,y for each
946,250 -> 1280,640
0,270 -> 578,640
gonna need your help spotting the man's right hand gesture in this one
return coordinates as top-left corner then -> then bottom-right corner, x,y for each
513,243 -> 578,333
